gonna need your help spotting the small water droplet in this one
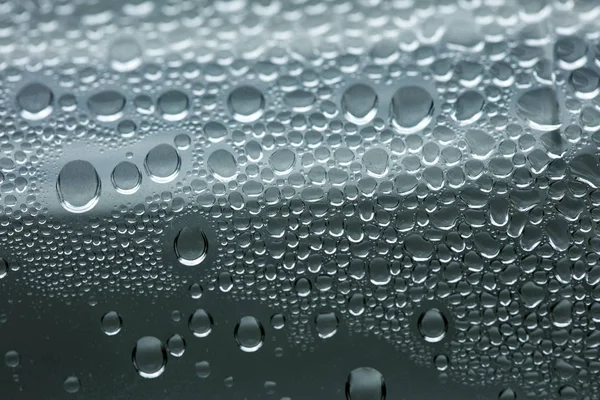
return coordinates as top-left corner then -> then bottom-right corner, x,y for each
63,376 -> 81,394
100,311 -> 122,336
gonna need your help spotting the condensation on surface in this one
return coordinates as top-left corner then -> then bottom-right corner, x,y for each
0,0 -> 600,399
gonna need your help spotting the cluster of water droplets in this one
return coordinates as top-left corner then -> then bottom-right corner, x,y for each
2,0 -> 600,398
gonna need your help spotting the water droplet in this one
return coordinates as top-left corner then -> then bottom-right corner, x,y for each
433,354 -> 449,371
498,388 -> 517,400
189,283 -> 203,299
0,258 -> 7,279
228,86 -> 265,123
315,311 -> 339,339
132,336 -> 167,379
144,144 -> 181,183
100,311 -> 122,336
341,84 -> 378,125
4,350 -> 19,367
195,360 -> 211,378
157,90 -> 189,121
166,334 -> 186,357
109,37 -> 142,72
111,161 -> 141,194
189,309 -> 213,338
17,83 -> 53,120
63,376 -> 81,394
550,299 -> 573,328
417,308 -> 448,343
345,367 -> 386,400
284,89 -> 316,112
234,316 -> 265,352
207,149 -> 238,181
174,226 -> 209,266
270,313 -> 286,330
204,121 -> 228,143
269,149 -> 296,175
570,68 -> 600,99
87,90 -> 126,122
57,160 -> 101,213
465,129 -> 496,159
362,149 -> 389,178
516,87 -> 561,131
452,91 -> 485,125
390,86 -> 434,134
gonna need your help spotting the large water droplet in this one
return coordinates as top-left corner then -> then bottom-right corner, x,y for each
144,144 -> 181,183
417,308 -> 448,343
345,367 -> 386,400
228,86 -> 265,123
17,83 -> 54,120
174,226 -> 208,266
234,316 -> 265,352
57,160 -> 101,213
390,86 -> 434,134
132,336 -> 167,379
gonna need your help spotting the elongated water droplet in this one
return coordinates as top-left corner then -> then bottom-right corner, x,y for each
57,160 -> 101,213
